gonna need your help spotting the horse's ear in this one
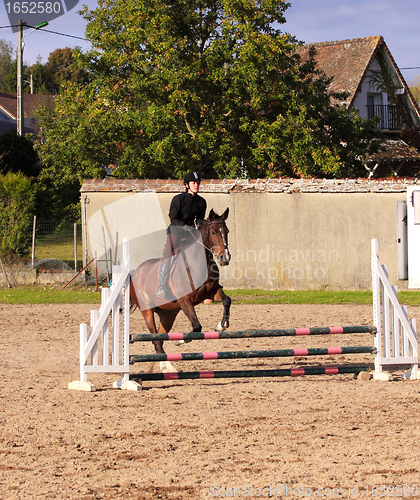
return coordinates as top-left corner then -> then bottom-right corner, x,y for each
209,209 -> 216,221
221,208 -> 229,221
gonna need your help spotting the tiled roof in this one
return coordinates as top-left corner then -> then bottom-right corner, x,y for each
81,178 -> 419,194
297,36 -> 420,119
369,137 -> 420,162
0,92 -> 54,119
297,36 -> 382,106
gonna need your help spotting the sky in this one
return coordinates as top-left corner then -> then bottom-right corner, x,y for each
0,0 -> 419,84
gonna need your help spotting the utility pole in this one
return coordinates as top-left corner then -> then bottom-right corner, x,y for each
17,19 -> 24,136
16,21 -> 48,136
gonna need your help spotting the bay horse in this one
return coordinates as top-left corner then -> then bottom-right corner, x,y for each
130,208 -> 231,372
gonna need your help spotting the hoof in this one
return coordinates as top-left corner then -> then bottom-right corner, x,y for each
159,361 -> 178,373
174,339 -> 192,346
216,322 -> 227,332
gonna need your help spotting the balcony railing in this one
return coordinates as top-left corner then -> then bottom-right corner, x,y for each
366,104 -> 401,131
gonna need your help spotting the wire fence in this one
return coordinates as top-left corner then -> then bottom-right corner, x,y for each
32,219 -> 83,271
0,218 -> 87,288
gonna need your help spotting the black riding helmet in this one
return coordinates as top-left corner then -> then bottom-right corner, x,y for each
183,171 -> 201,184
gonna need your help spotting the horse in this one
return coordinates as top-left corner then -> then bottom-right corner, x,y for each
130,208 -> 231,372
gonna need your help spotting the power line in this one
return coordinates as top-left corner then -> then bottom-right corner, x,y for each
0,25 -> 86,41
39,29 -> 86,41
400,67 -> 420,70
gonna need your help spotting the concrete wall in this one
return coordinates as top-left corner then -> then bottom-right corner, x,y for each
81,178 -> 416,291
223,192 -> 402,290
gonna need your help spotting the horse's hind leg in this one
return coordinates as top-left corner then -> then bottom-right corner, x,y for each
138,308 -> 166,365
156,309 -> 179,373
214,287 -> 231,331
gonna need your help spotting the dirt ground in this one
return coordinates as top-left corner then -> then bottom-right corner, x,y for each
1,302 -> 420,500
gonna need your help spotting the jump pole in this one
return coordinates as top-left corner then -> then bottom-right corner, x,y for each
130,325 -> 377,343
130,346 -> 375,363
130,365 -> 370,382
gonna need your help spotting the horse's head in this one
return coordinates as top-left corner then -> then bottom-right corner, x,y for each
201,208 -> 231,266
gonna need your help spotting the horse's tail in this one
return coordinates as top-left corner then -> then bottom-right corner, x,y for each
128,274 -> 138,313
130,299 -> 137,313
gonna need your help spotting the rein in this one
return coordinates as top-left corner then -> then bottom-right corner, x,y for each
193,220 -> 228,257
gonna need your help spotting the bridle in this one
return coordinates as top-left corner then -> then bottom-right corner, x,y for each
206,220 -> 229,258
192,219 -> 229,258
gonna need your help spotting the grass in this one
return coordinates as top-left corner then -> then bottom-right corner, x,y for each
36,239 -> 83,261
229,289 -> 420,306
0,285 -> 101,304
34,222 -> 83,267
1,285 -> 420,306
35,239 -> 83,270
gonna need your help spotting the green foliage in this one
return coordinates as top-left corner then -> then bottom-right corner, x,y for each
0,39 -> 14,91
0,172 -> 37,257
27,60 -> 51,94
0,129 -> 40,177
0,41 -> 40,93
410,75 -> 420,106
35,0 -> 378,184
25,48 -> 91,95
41,48 -> 91,94
0,39 -> 90,94
34,179 -> 81,222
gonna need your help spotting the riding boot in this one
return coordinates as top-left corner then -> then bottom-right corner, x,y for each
156,262 -> 169,299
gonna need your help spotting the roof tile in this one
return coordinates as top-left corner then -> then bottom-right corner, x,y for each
297,36 -> 382,106
0,92 -> 54,119
81,178 -> 419,194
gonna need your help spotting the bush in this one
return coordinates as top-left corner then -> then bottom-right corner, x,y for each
0,129 -> 40,177
0,172 -> 37,257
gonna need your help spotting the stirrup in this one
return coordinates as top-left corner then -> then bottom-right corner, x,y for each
156,285 -> 166,299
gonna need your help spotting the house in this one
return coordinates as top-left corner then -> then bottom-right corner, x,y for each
298,36 -> 420,176
0,92 -> 54,135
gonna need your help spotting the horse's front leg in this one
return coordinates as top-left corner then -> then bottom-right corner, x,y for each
214,287 -> 231,331
155,309 -> 179,373
178,297 -> 202,332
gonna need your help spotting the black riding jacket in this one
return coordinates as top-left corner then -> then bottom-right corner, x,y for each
169,192 -> 207,228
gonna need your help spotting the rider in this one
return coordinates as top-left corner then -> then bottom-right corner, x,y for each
156,171 -> 207,299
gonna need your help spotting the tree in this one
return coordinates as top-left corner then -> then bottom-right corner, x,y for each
0,129 -> 41,178
35,0 -> 378,183
24,49 -> 91,95
43,48 -> 90,94
0,39 -> 16,92
0,39 -> 13,87
0,39 -> 43,93
0,172 -> 37,257
409,75 -> 420,106
27,57 -> 52,95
